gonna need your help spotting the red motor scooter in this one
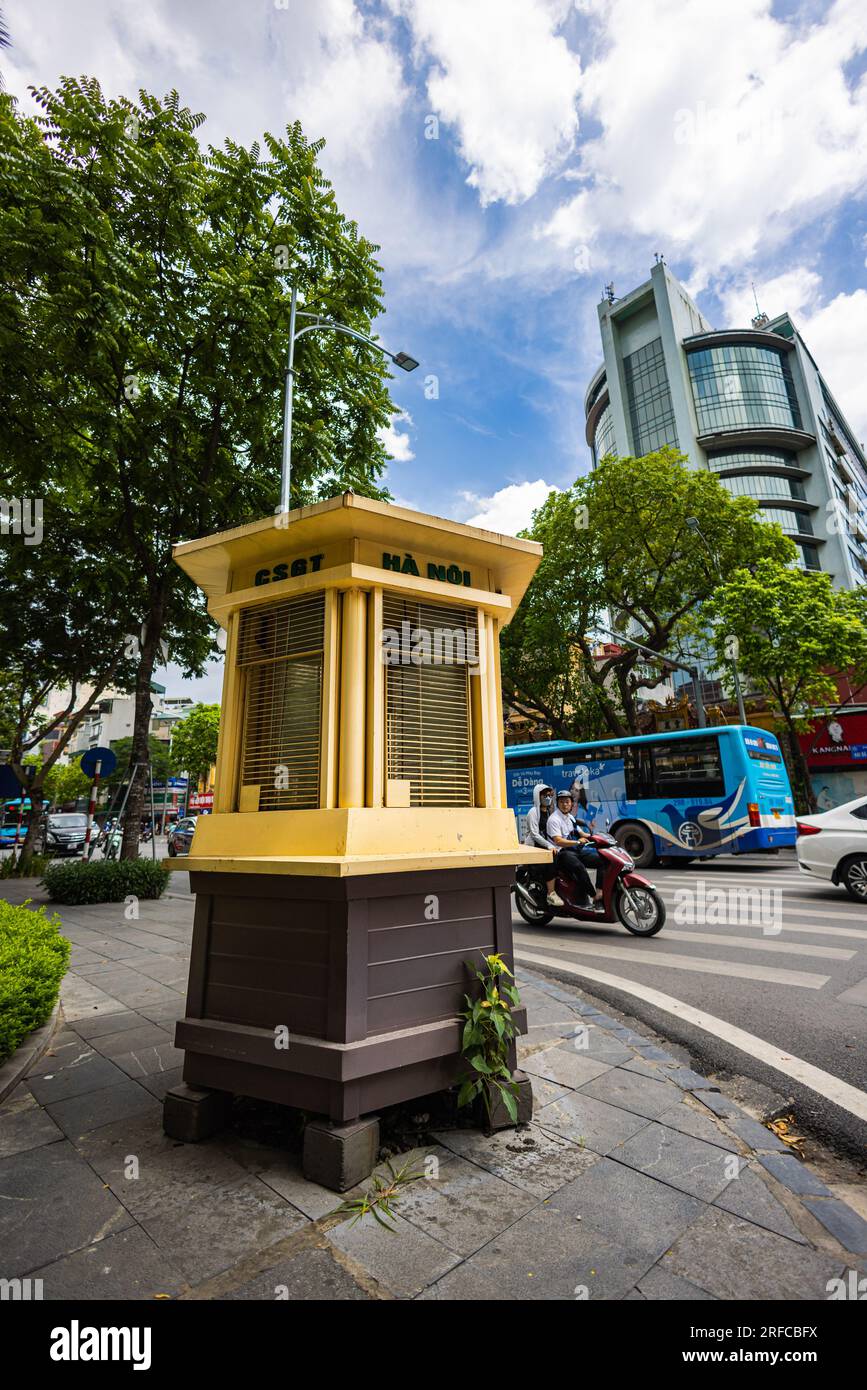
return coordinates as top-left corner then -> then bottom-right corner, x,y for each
514,832 -> 666,936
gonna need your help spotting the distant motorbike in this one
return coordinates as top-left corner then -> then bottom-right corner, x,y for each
514,832 -> 666,936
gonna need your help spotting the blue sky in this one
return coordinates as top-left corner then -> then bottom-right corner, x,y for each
5,0 -> 867,698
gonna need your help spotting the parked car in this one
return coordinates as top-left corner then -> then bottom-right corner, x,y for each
42,812 -> 89,857
167,816 -> 197,857
796,795 -> 867,900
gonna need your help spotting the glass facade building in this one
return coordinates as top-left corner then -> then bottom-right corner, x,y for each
759,505 -> 814,535
593,402 -> 617,462
586,262 -> 867,592
623,338 -> 679,454
687,343 -> 802,435
719,472 -> 806,502
706,447 -> 798,472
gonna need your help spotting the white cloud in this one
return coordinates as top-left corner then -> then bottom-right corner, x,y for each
289,0 -> 408,168
717,268 -> 823,328
796,289 -> 867,443
718,268 -> 867,441
380,409 -> 415,461
462,479 -> 557,534
541,0 -> 867,282
392,0 -> 582,205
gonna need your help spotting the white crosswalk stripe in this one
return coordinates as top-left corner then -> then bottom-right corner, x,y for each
725,919 -> 867,941
766,904 -> 867,921
654,887 -> 865,930
513,933 -> 830,989
660,929 -> 854,959
658,874 -> 814,888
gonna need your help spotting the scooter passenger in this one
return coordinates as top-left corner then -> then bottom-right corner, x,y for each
522,783 -> 563,907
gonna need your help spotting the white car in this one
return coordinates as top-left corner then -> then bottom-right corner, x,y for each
796,795 -> 867,900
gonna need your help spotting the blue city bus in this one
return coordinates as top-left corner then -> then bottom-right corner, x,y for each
504,726 -> 796,867
0,797 -> 31,847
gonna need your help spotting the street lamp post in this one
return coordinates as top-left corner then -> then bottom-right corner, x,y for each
279,284 -> 420,516
685,517 -> 748,725
606,628 -> 707,728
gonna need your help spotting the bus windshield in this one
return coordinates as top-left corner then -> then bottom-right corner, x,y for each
504,727 -> 796,867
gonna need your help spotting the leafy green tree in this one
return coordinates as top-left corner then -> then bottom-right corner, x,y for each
43,759 -> 91,809
0,510 -> 134,870
503,449 -> 796,737
104,736 -> 177,790
1,80 -> 396,858
0,671 -> 18,750
170,704 -> 220,788
707,561 -> 867,811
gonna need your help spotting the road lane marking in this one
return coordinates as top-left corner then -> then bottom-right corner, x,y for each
727,920 -> 866,941
662,929 -> 854,959
654,889 -> 867,929
513,935 -> 829,989
658,875 -> 816,890
514,950 -> 867,1124
657,869 -> 806,880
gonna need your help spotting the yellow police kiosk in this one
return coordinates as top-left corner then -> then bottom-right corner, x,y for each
163,493 -> 546,1187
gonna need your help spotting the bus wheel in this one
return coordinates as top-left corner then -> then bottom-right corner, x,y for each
615,822 -> 656,868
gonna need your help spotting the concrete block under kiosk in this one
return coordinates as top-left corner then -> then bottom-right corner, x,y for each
163,493 -> 548,1184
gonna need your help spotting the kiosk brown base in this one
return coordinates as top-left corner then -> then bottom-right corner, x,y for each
167,865 -> 528,1132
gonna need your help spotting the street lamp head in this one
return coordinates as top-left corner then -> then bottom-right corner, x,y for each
392,351 -> 419,372
685,516 -> 700,532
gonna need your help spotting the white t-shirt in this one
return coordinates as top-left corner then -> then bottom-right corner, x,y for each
546,808 -> 578,844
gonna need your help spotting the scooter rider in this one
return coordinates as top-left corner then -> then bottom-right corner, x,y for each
522,783 -> 564,908
546,790 -> 601,905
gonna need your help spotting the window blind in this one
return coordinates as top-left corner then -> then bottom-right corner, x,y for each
382,593 -> 475,807
237,593 -> 325,811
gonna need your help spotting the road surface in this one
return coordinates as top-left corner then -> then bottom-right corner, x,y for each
513,853 -> 867,1158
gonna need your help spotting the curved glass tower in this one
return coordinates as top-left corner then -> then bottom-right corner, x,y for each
584,263 -> 867,588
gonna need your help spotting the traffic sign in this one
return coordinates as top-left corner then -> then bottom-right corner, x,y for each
80,747 -> 118,778
0,764 -> 23,798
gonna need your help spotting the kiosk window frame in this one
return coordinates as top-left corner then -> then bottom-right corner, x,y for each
235,592 -> 326,811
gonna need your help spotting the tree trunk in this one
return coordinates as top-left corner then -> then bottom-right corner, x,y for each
614,660 -> 641,735
574,644 -> 629,737
780,715 -> 816,815
120,605 -> 165,860
14,783 -> 44,875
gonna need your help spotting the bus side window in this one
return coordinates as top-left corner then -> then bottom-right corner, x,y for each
624,748 -> 653,799
651,738 -> 725,796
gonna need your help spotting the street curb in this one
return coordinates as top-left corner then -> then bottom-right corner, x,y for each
520,965 -> 867,1257
0,998 -> 63,1107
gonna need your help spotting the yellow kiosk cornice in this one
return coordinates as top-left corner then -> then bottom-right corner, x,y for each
172,491 -> 542,627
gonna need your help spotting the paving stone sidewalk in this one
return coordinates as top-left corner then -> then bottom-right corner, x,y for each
1,882 -> 866,1301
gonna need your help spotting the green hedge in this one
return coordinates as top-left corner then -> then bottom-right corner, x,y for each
0,900 -> 70,1063
41,858 -> 170,905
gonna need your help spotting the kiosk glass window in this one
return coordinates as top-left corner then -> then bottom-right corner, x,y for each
236,592 -> 325,810
383,594 -> 475,807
